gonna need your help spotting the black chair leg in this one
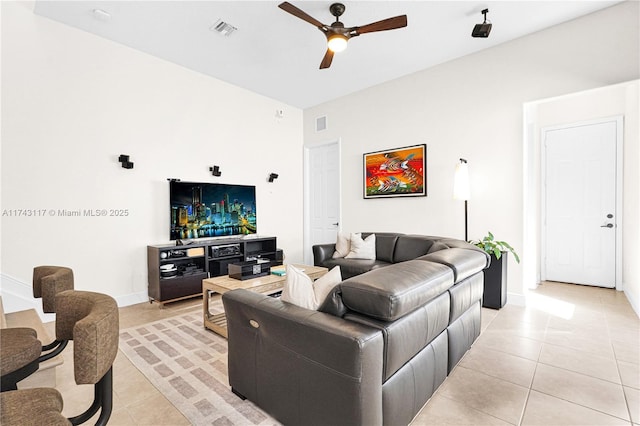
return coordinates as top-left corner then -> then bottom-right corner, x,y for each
38,340 -> 68,363
95,369 -> 113,426
42,339 -> 63,351
68,367 -> 113,425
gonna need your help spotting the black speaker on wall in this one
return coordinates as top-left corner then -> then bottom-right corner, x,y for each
209,165 -> 221,177
118,154 -> 134,169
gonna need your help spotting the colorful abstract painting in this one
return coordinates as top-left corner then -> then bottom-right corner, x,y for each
363,144 -> 427,198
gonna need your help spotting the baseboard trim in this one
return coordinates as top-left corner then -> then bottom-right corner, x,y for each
622,282 -> 640,318
0,273 -> 55,322
1,273 -> 149,318
116,291 -> 149,307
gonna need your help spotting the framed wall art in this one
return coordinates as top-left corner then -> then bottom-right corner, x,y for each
363,144 -> 427,199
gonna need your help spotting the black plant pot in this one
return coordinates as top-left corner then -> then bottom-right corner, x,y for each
482,251 -> 508,309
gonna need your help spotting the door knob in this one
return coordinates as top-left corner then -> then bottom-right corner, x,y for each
600,223 -> 614,228
332,222 -> 339,226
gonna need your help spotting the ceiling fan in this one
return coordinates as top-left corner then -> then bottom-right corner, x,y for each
278,2 -> 408,69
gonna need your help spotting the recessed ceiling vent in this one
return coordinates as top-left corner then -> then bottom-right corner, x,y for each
92,9 -> 111,22
210,19 -> 237,37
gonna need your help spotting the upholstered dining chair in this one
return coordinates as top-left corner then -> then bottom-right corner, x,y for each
0,266 -> 74,391
33,266 -> 75,314
0,328 -> 42,391
33,265 -> 75,356
0,290 -> 119,426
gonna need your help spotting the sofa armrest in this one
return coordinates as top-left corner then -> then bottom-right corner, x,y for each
312,243 -> 336,266
222,289 -> 384,426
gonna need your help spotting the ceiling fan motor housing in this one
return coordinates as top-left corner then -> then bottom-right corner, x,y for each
330,3 -> 346,18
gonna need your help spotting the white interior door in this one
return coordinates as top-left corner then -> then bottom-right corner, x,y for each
304,142 -> 340,264
542,119 -> 620,288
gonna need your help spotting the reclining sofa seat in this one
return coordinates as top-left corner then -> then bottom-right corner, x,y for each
223,234 -> 489,426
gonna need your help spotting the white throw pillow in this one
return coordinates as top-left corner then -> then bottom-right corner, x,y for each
345,233 -> 376,260
281,265 -> 317,310
313,266 -> 342,306
281,265 -> 342,310
333,232 -> 357,259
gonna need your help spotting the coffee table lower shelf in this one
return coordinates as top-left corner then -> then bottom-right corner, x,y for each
204,312 -> 229,338
203,264 -> 328,338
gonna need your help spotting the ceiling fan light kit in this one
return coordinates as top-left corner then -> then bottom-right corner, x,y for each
327,33 -> 348,52
278,1 -> 407,69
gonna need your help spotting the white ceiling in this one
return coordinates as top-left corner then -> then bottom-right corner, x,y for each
33,1 -> 622,109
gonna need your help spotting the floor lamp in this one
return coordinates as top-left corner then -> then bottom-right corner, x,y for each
454,159 -> 470,241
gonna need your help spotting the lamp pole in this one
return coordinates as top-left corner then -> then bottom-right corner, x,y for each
454,158 -> 470,242
464,198 -> 468,242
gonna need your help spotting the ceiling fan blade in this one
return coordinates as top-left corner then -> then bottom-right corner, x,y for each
278,2 -> 325,28
319,49 -> 334,69
356,15 -> 407,34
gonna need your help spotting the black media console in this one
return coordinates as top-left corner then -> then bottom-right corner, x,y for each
147,236 -> 281,306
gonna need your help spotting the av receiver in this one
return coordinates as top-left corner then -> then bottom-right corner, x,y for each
211,243 -> 241,258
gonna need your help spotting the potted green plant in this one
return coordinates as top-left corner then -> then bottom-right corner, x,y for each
471,232 -> 520,263
471,232 -> 520,309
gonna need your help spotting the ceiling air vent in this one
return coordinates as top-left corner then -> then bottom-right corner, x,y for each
210,19 -> 237,37
92,9 -> 111,22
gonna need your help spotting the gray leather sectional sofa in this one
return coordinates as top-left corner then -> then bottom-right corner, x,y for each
313,232 -> 487,279
222,234 -> 490,425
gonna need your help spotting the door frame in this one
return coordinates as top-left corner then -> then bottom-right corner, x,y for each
540,116 -> 623,290
303,139 -> 342,265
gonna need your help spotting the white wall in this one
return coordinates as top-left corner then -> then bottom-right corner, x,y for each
303,1 -> 639,302
0,2 -> 303,310
525,81 -> 640,315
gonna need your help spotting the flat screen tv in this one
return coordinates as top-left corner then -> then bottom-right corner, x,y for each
169,181 -> 257,240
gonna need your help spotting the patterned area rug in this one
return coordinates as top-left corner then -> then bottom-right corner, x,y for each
118,303 -> 279,425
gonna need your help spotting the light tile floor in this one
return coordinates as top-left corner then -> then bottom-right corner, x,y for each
414,281 -> 640,426
44,281 -> 639,425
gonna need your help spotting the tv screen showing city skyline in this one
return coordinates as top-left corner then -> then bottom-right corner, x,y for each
169,181 -> 257,240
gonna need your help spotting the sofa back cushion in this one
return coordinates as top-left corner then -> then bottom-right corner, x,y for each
320,257 -> 389,280
392,236 -> 435,263
427,241 -> 450,253
340,260 -> 454,321
417,248 -> 489,283
362,232 -> 402,263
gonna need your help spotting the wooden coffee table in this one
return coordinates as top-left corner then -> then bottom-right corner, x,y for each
202,264 -> 328,337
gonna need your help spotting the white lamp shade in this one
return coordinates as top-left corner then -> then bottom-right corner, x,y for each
453,162 -> 470,200
327,34 -> 348,52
